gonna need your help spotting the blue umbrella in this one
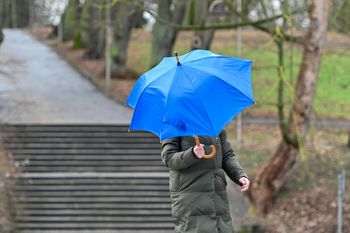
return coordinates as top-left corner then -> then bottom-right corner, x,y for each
127,49 -> 254,143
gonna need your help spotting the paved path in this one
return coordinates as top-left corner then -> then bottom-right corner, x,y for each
0,29 -> 132,124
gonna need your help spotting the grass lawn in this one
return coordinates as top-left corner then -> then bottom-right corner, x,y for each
128,29 -> 350,120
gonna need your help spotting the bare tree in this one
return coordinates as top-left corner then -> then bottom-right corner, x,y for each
249,0 -> 330,214
60,0 -> 82,44
329,0 -> 350,34
0,0 -> 31,28
189,0 -> 215,50
0,27 -> 3,46
110,1 -> 144,73
150,0 -> 186,67
0,11 -> 3,46
81,0 -> 105,59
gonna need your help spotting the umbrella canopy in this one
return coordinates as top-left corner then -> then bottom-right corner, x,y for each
127,49 -> 254,140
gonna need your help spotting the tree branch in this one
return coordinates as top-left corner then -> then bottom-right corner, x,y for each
133,0 -> 306,32
275,38 -> 298,147
223,0 -> 305,43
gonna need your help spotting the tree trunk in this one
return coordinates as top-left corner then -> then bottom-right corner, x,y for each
15,0 -> 30,27
331,0 -> 350,34
249,0 -> 330,214
81,0 -> 105,59
110,2 -> 142,73
0,0 -> 30,28
0,27 -> 3,46
191,0 -> 215,50
61,0 -> 81,42
0,1 -> 3,46
347,131 -> 350,149
0,0 -> 8,27
150,0 -> 186,67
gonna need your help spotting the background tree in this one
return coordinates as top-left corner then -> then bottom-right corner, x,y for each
0,0 -> 9,27
81,0 -> 105,59
110,1 -> 144,73
150,0 -> 186,67
0,0 -> 31,28
0,27 -> 3,46
249,0 -> 330,214
14,0 -> 30,28
187,0 -> 215,50
330,0 -> 350,34
0,9 -> 3,46
60,0 -> 83,49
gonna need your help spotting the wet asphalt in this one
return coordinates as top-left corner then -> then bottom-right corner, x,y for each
0,29 -> 132,124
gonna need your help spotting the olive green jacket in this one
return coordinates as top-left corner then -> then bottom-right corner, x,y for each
161,130 -> 248,233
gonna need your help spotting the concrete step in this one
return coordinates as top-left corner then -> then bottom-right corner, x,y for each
1,124 -> 173,232
14,185 -> 168,191
16,222 -> 174,229
0,125 -> 131,132
14,190 -> 170,197
2,132 -> 156,138
4,137 -> 159,143
14,160 -> 164,166
12,154 -> 161,161
9,148 -> 161,154
16,209 -> 172,216
20,230 -> 173,233
15,196 -> 171,203
15,203 -> 171,209
16,166 -> 167,173
13,177 -> 169,185
17,216 -> 172,222
5,143 -> 161,149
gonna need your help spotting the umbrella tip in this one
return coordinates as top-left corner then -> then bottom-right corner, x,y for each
174,51 -> 180,65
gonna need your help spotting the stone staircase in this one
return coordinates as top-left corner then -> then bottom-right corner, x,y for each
0,124 -> 173,233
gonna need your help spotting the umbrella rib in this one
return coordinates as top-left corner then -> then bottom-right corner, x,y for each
181,51 -> 196,62
131,67 -> 177,109
180,66 -> 217,136
160,68 -> 183,138
183,55 -> 250,66
129,68 -> 177,137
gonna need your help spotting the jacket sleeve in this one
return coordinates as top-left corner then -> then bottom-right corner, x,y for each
220,130 -> 249,185
160,137 -> 198,170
